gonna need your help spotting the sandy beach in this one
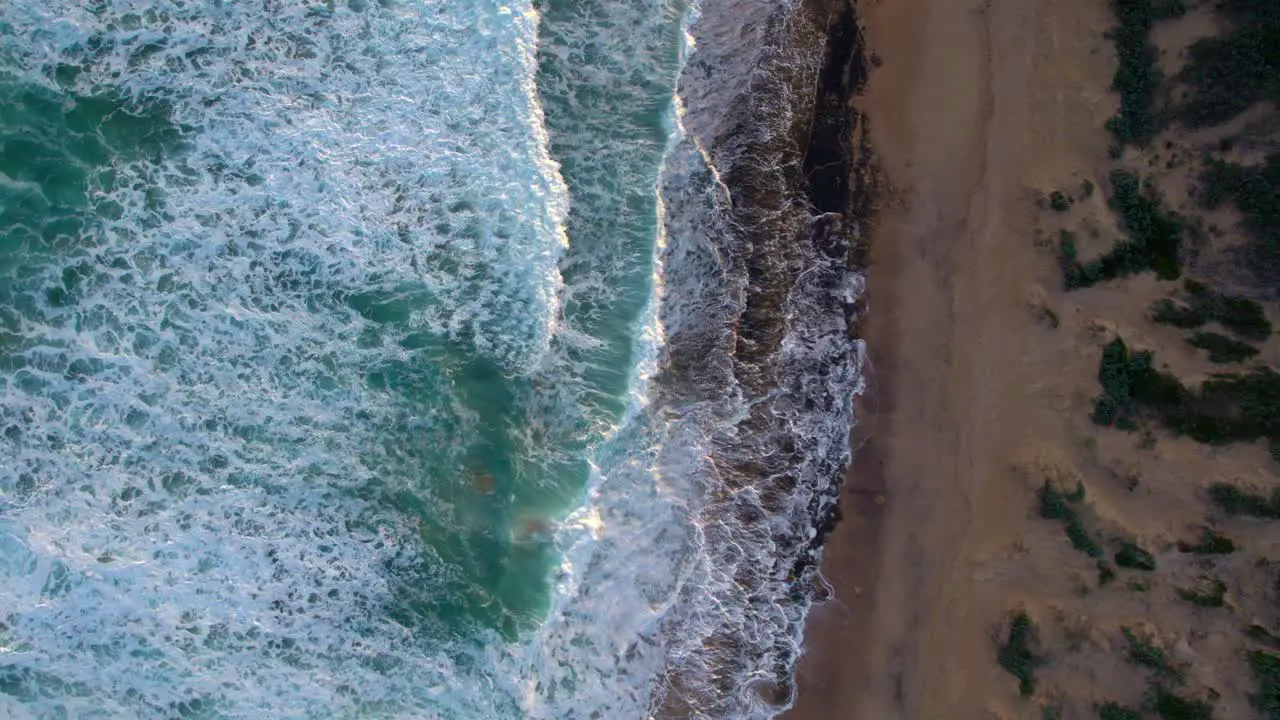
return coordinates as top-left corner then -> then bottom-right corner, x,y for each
789,0 -> 1280,717
789,0 -> 1052,714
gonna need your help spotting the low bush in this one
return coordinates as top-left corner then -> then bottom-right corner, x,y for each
1062,172 -> 1182,288
1249,650 -> 1280,719
1116,542 -> 1156,570
1107,0 -> 1169,145
1208,482 -> 1280,519
1178,0 -> 1280,130
1150,298 -> 1207,329
1153,687 -> 1215,719
1098,702 -> 1143,720
998,612 -> 1042,697
1183,279 -> 1271,342
1187,332 -> 1259,364
1177,578 -> 1228,608
1091,336 -> 1280,447
1196,154 -> 1280,286
1123,627 -> 1182,681
1039,482 -> 1103,559
1176,528 -> 1236,554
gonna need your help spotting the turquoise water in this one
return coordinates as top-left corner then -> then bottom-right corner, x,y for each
0,0 -> 695,716
0,0 -> 869,716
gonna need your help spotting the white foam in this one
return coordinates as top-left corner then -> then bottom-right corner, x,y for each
1,0 -> 867,716
1,0 -> 573,716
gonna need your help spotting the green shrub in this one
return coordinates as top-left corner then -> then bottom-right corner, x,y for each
1195,154 -> 1280,285
1177,529 -> 1236,554
1100,338 -> 1134,402
1116,542 -> 1156,570
1177,578 -> 1228,608
998,612 -> 1042,697
1039,482 -> 1103,558
1109,171 -> 1181,280
1050,190 -> 1072,212
1122,627 -> 1182,680
1153,687 -> 1215,719
1219,297 -> 1272,341
1183,279 -> 1272,341
1092,396 -> 1120,426
1187,332 -> 1260,363
1208,482 -> 1280,518
1092,336 -> 1280,446
1248,624 -> 1280,647
1098,702 -> 1143,720
1069,521 -> 1104,559
1091,337 -> 1188,429
1060,173 -> 1182,288
1178,1 -> 1280,130
1151,282 -> 1271,341
1040,481 -> 1072,520
1194,369 -> 1280,443
1150,298 -> 1207,328
1249,650 -> 1280,719
1060,231 -> 1082,289
1107,0 -> 1166,145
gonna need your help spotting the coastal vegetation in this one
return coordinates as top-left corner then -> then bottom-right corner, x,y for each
1176,0 -> 1280,129
1059,172 -> 1183,289
1090,336 -> 1280,449
1176,528 -> 1236,554
1106,0 -> 1181,146
1248,650 -> 1280,719
1122,627 -> 1182,682
1196,154 -> 1280,283
997,611 -> 1042,697
1039,481 -> 1103,561
1179,281 -> 1271,341
1152,687 -> 1215,719
1207,482 -> 1280,519
1114,542 -> 1155,571
1098,702 -> 1143,720
993,0 -> 1280,712
1176,577 -> 1228,609
1150,284 -> 1271,357
1185,332 -> 1258,363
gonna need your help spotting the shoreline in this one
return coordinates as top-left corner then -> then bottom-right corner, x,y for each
650,0 -> 874,713
789,0 -> 1047,715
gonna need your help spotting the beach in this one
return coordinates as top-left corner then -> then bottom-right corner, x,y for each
788,0 -> 1046,714
791,0 -> 1280,715
3,0 -> 1275,714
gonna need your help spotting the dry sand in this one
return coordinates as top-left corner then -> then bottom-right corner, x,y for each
788,0 -> 1280,718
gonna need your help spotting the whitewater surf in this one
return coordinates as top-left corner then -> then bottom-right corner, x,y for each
0,0 -> 869,717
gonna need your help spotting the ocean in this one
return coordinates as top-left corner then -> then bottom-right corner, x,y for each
0,0 -> 867,718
